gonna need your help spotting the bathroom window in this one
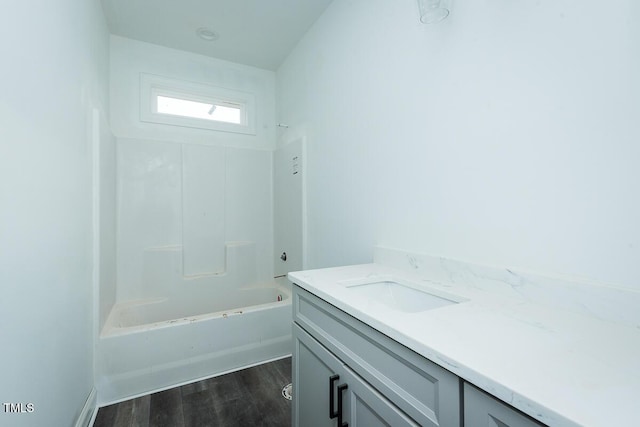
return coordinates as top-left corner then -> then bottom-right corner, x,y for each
140,74 -> 256,135
156,95 -> 242,124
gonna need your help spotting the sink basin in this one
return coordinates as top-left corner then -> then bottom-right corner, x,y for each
345,280 -> 458,313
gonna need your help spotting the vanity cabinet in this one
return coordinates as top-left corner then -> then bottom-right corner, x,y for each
292,285 -> 460,427
463,383 -> 545,427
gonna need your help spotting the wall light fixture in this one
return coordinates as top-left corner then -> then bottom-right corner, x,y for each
417,0 -> 450,24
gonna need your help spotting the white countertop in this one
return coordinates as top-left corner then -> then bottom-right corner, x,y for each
289,259 -> 640,427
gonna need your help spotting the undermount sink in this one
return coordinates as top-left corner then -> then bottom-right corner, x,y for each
344,279 -> 459,313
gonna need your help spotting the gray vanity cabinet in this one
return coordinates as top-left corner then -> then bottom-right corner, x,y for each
463,383 -> 545,427
292,285 -> 461,427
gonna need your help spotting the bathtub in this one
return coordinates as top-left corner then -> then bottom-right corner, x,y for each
96,281 -> 292,404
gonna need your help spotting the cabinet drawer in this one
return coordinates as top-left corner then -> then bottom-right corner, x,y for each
464,383 -> 546,427
293,285 -> 460,427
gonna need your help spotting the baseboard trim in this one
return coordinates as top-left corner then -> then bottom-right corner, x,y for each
75,388 -> 97,427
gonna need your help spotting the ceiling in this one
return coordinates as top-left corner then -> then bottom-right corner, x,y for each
101,0 -> 333,70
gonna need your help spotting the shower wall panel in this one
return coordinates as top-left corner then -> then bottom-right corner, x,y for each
225,148 -> 274,283
182,145 -> 226,276
274,138 -> 304,276
115,138 -> 273,302
117,138 -> 183,301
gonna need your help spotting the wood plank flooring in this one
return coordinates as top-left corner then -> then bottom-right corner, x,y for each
94,357 -> 292,427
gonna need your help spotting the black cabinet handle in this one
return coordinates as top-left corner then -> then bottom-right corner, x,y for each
330,374 -> 348,426
337,383 -> 348,427
329,375 -> 340,419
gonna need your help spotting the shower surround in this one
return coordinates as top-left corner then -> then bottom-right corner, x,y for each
96,138 -> 289,403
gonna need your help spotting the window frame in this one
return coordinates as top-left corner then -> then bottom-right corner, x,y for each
140,73 -> 257,135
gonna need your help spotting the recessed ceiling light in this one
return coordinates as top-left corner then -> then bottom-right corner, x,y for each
196,27 -> 219,41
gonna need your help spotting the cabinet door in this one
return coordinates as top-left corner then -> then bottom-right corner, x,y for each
293,323 -> 344,427
464,383 -> 545,427
342,365 -> 419,427
294,323 -> 418,427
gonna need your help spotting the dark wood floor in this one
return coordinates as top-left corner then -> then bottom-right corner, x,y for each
94,357 -> 292,427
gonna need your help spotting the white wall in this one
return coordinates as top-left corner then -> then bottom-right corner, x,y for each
277,0 -> 640,290
110,35 -> 277,150
0,1 -> 110,426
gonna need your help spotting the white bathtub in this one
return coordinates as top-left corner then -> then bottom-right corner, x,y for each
97,282 -> 292,403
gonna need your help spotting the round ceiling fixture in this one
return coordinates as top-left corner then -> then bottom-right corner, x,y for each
196,27 -> 219,41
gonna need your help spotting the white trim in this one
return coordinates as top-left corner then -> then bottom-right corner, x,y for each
300,136 -> 309,270
75,388 -> 97,427
140,73 -> 256,135
90,110 -> 101,427
91,108 -> 101,339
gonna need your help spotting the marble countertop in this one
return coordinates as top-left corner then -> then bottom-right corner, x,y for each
288,252 -> 640,427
